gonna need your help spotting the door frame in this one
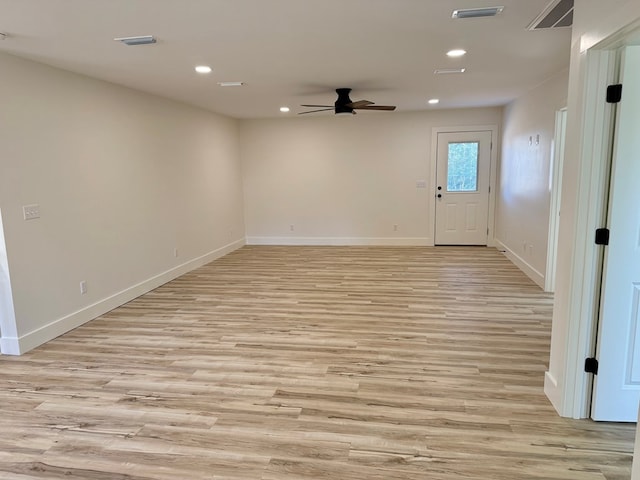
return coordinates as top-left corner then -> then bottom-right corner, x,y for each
429,125 -> 499,247
548,22 -> 640,419
0,208 -> 18,353
544,108 -> 568,293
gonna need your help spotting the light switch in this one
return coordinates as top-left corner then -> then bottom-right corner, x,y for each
416,180 -> 427,189
23,204 -> 40,220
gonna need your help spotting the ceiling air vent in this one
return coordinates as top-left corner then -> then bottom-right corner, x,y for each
114,35 -> 157,46
452,6 -> 504,19
527,0 -> 573,30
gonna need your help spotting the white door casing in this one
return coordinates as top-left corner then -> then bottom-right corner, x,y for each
545,109 -> 567,293
434,131 -> 492,245
591,46 -> 640,422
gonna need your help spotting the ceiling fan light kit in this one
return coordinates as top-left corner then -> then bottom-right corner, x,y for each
299,88 -> 396,116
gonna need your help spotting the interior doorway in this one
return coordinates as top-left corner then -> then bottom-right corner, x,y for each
0,208 -> 17,354
544,108 -> 567,293
552,23 -> 640,422
590,45 -> 640,422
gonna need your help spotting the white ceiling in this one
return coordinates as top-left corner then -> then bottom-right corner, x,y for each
0,0 -> 571,119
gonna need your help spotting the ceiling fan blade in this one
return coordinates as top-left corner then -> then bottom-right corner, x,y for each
353,105 -> 396,111
298,108 -> 334,115
300,104 -> 333,108
346,100 -> 374,108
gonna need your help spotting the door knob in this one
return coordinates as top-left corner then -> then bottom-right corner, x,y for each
437,194 -> 442,198
437,186 -> 442,190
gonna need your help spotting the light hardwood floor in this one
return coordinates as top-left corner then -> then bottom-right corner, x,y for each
0,246 -> 634,479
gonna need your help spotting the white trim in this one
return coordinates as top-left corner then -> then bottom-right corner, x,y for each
548,50 -> 618,418
495,239 -> 545,288
0,238 -> 245,355
0,208 -> 17,340
544,371 -> 560,410
544,108 -> 567,293
430,125 -> 499,247
246,236 -> 431,246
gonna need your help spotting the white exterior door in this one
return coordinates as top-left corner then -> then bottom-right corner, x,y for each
435,131 -> 491,245
591,46 -> 640,422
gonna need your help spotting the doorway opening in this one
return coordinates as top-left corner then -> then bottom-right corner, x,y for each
0,208 -> 17,354
544,108 -> 567,293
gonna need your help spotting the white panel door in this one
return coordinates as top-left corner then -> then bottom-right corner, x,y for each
591,46 -> 640,422
435,131 -> 491,245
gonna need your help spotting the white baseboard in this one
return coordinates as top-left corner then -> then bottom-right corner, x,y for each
495,239 -> 545,288
544,371 -> 563,415
246,236 -> 432,246
1,238 -> 245,355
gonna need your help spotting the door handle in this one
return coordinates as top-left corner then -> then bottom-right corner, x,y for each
437,186 -> 442,190
437,194 -> 442,198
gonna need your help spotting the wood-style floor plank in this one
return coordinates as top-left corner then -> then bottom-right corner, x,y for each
0,246 -> 634,479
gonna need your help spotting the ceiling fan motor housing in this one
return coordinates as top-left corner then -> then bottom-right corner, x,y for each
335,88 -> 354,115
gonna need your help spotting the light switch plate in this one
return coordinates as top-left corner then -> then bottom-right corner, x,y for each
416,180 -> 427,189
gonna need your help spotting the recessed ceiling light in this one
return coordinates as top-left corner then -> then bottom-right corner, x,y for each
195,65 -> 212,74
447,49 -> 467,57
452,6 -> 504,19
217,82 -> 244,87
428,99 -> 440,105
280,107 -> 290,113
114,35 -> 156,46
434,68 -> 466,75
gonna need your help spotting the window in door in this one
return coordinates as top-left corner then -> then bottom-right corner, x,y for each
447,142 -> 479,192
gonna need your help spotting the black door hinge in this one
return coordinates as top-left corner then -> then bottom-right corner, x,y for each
606,84 -> 622,103
595,228 -> 610,246
585,357 -> 599,375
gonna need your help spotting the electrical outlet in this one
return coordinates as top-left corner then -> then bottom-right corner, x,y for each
79,281 -> 87,295
290,224 -> 294,232
174,248 -> 179,258
393,224 -> 398,231
23,204 -> 40,220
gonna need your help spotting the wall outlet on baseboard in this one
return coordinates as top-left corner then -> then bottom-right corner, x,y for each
79,281 -> 87,295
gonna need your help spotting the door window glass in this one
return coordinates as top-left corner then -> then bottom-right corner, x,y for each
447,142 -> 479,192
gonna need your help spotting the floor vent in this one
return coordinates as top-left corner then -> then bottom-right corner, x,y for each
527,0 -> 573,30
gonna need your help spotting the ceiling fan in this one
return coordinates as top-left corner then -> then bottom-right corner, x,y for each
299,88 -> 396,115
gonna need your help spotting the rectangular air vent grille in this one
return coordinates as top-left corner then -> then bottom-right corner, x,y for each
452,6 -> 504,19
528,0 -> 573,30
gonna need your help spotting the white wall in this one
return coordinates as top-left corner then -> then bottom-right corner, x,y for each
545,0 -> 640,416
0,52 -> 246,354
241,109 -> 501,245
496,70 -> 569,287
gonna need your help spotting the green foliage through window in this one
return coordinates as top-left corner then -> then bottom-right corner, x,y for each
447,142 -> 479,192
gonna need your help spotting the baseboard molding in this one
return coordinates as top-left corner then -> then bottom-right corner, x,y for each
495,239 -> 545,288
1,238 -> 245,355
246,236 -> 432,246
544,371 -> 563,415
